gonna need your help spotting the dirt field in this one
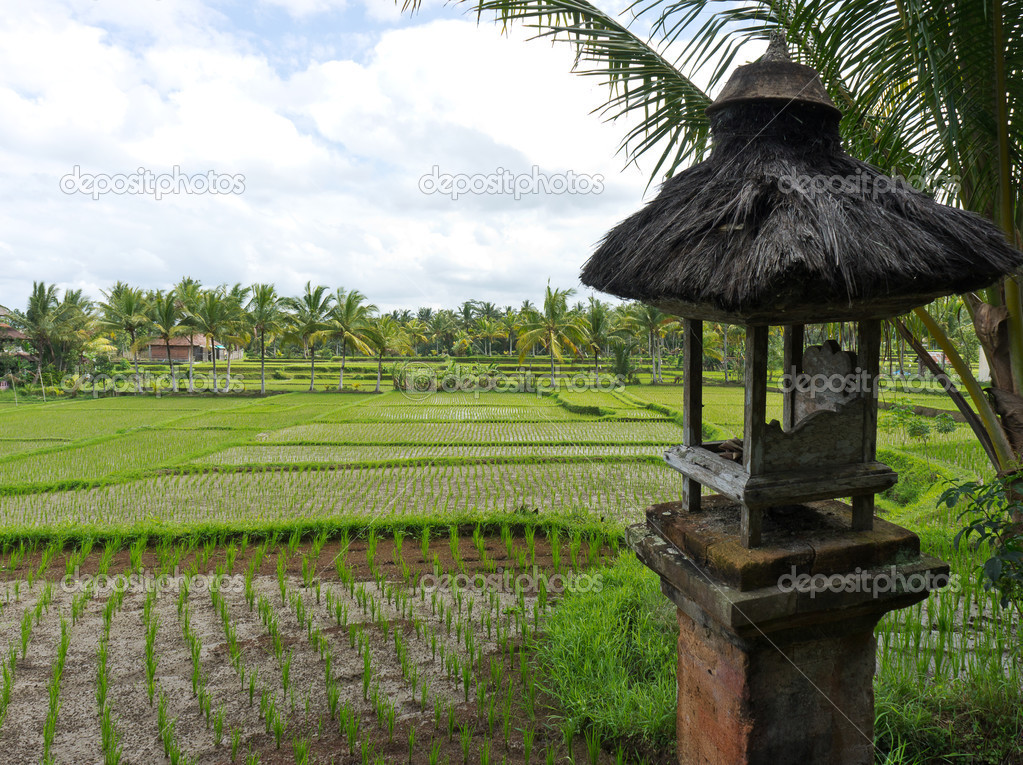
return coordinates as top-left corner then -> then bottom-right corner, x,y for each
0,532 -> 655,765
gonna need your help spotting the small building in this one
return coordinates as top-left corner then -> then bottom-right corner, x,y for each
145,335 -> 242,363
0,304 -> 27,345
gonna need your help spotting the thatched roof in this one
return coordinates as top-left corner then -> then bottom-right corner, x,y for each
581,39 -> 1023,324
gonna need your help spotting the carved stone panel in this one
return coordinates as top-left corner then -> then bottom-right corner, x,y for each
792,339 -> 859,425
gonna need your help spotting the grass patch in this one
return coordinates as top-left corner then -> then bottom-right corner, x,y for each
535,553 -> 677,754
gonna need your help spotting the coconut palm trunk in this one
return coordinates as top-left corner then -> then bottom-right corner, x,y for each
338,339 -> 347,391
309,346 -> 317,392
211,342 -> 218,394
165,341 -> 176,393
188,334 -> 196,392
260,330 -> 267,396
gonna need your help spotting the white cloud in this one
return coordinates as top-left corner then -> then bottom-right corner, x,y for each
0,1 -> 659,314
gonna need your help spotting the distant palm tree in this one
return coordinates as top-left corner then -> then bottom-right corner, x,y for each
247,284 -> 284,396
190,290 -> 234,393
14,283 -> 94,375
282,282 -> 334,392
475,317 -> 505,356
99,283 -> 150,393
221,284 -> 251,391
582,297 -> 615,375
366,316 -> 411,393
148,290 -> 184,392
405,318 -> 430,357
175,277 -> 203,393
517,285 -> 587,386
328,289 -> 376,391
430,311 -> 458,354
457,301 -> 478,332
476,301 -> 500,321
627,304 -> 677,384
501,311 -> 520,356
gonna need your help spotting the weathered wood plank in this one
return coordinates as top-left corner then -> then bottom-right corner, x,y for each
853,319 -> 882,531
683,318 -> 703,513
744,325 -> 769,476
741,505 -> 763,548
665,446 -> 748,505
782,324 -> 804,431
665,446 -> 896,508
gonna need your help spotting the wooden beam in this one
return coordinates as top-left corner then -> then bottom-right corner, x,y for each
853,320 -> 881,531
744,325 -> 769,476
741,506 -> 762,549
682,318 -> 703,512
665,446 -> 897,506
743,325 -> 769,547
782,324 -> 804,431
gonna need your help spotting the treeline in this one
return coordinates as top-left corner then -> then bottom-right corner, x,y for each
1,279 -> 979,393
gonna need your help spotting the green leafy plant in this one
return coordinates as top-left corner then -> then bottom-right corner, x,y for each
941,478 -> 1023,620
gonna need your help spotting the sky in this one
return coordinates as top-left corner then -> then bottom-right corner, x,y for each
0,0 -> 759,314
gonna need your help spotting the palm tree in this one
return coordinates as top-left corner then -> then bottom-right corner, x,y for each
282,282 -> 334,392
148,290 -> 184,392
475,317 -> 505,356
517,285 -> 587,386
501,310 -> 520,356
365,316 -> 411,393
329,289 -> 376,391
581,297 -> 614,375
404,0 -> 1023,470
222,284 -> 251,389
14,283 -> 94,376
190,289 -> 234,393
430,311 -> 458,354
247,284 -> 284,396
627,304 -> 677,384
175,277 -> 203,393
99,283 -> 150,393
476,301 -> 500,321
457,301 -> 477,332
404,318 -> 430,356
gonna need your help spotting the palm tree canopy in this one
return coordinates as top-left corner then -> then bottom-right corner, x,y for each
149,291 -> 184,342
329,289 -> 377,355
517,285 -> 587,363
99,283 -> 150,350
282,282 -> 334,349
247,284 -> 284,338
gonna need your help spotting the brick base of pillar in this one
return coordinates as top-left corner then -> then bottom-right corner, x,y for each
675,608 -> 875,765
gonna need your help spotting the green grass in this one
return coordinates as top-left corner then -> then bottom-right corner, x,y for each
534,553 -> 677,747
266,420 -> 686,445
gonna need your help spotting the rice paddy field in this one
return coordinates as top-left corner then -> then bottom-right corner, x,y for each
0,382 -> 1017,764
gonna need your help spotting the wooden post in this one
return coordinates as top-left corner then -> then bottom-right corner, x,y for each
742,325 -> 769,547
782,324 -> 804,431
683,318 -> 703,513
852,319 -> 881,531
